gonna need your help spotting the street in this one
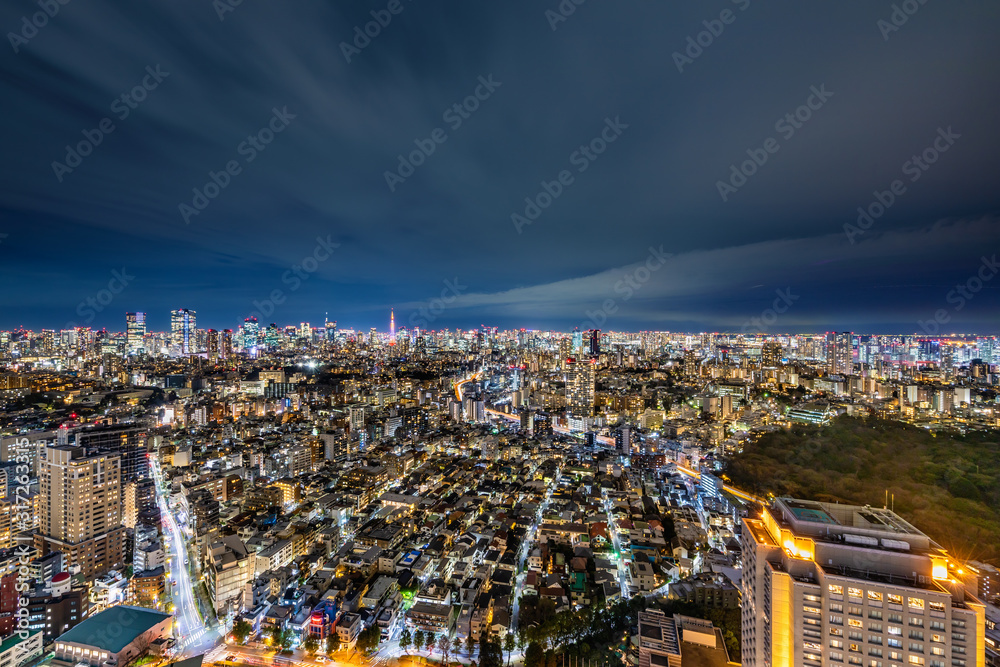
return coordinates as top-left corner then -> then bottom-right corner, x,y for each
152,459 -> 224,658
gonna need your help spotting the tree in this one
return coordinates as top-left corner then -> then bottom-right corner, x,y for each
399,628 -> 412,656
232,619 -> 252,645
452,637 -> 463,660
326,633 -> 341,655
414,630 -> 426,657
524,642 -> 545,667
425,633 -> 437,655
503,633 -> 516,667
267,625 -> 291,650
466,634 -> 477,658
303,635 -> 319,656
437,634 -> 451,665
358,625 -> 380,654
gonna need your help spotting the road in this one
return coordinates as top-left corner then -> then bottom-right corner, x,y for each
601,495 -> 632,595
152,459 -> 224,658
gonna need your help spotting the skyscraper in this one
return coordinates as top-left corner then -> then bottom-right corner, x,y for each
588,329 -> 600,357
761,341 -> 782,368
170,308 -> 196,355
242,317 -> 260,355
826,331 -> 853,376
206,329 -> 220,362
741,497 -> 985,667
389,309 -> 396,345
125,312 -> 146,355
35,446 -> 125,579
565,356 -> 595,416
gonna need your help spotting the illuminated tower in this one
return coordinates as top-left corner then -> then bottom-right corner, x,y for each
126,312 -> 146,355
390,309 -> 396,345
170,309 -> 196,355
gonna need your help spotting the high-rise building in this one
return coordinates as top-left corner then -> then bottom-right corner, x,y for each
74,424 -> 148,482
220,329 -> 233,359
826,331 -> 853,376
940,345 -> 955,382
206,329 -> 220,362
565,356 -> 595,416
122,478 -> 157,529
761,341 -> 782,368
741,497 -> 985,667
325,319 -> 337,342
170,308 -> 196,355
588,329 -> 601,356
242,317 -> 260,355
125,312 -> 146,354
683,349 -> 699,378
34,446 -> 125,579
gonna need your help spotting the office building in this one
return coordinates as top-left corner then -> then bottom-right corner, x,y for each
34,446 -> 125,579
742,497 -> 985,667
170,309 -> 196,355
125,313 -> 145,355
74,424 -> 148,482
826,331 -> 853,376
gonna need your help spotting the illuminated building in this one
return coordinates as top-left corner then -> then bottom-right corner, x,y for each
565,356 -> 595,416
125,312 -> 145,354
170,308 -> 196,355
826,331 -> 853,376
762,341 -> 782,368
684,349 -> 698,378
588,328 -> 600,356
35,446 -> 125,580
242,317 -> 260,355
742,497 -> 985,667
389,309 -> 396,345
220,329 -> 233,358
206,329 -> 219,362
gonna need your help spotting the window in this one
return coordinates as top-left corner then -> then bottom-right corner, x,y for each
910,618 -> 924,628
830,584 -> 844,595
888,594 -> 903,605
831,627 -> 844,637
909,643 -> 924,653
831,603 -> 844,613
869,622 -> 883,632
869,610 -> 883,620
907,657 -> 924,666
849,619 -> 863,629
929,601 -> 945,613
805,594 -> 821,603
849,587 -> 864,599
910,631 -> 925,640
805,606 -> 822,615
868,635 -> 883,645
830,651 -> 844,662
868,591 -> 883,602
908,598 -> 925,612
850,606 -> 864,616
889,613 -> 903,623
850,644 -> 861,653
830,640 -> 844,649
831,615 -> 844,626
930,622 -> 945,631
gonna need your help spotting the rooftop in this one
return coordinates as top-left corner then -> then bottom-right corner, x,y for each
57,606 -> 171,653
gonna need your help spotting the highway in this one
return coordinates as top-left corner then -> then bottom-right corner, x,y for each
673,464 -> 761,504
152,459 -> 224,658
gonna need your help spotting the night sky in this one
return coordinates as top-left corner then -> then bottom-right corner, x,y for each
2,0 -> 999,334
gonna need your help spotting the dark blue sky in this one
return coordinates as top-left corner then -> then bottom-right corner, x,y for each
2,0 -> 999,334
